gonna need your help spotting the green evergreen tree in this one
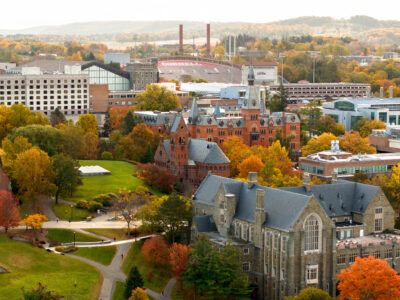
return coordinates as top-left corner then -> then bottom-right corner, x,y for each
124,266 -> 144,299
103,112 -> 111,137
278,83 -> 288,111
50,108 -> 67,127
122,111 -> 142,135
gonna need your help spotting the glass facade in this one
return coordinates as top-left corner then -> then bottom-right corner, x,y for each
334,101 -> 355,111
379,112 -> 388,122
337,165 -> 388,174
83,65 -> 130,91
300,164 -> 324,174
389,115 -> 397,125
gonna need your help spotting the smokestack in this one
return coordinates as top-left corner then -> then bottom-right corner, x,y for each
179,24 -> 183,54
206,23 -> 211,57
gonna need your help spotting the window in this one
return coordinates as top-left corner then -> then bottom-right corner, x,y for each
243,248 -> 249,255
242,262 -> 250,272
349,252 -> 358,263
384,248 -> 393,259
306,265 -> 318,284
304,215 -> 321,252
374,207 -> 383,232
373,250 -> 381,258
337,254 -> 346,265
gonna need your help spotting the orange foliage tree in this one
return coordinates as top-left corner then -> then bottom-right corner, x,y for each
221,136 -> 251,176
21,214 -> 48,230
337,256 -> 400,300
238,155 -> 265,178
340,131 -> 376,154
141,236 -> 170,267
137,163 -> 175,193
0,191 -> 20,232
169,243 -> 190,278
109,107 -> 131,130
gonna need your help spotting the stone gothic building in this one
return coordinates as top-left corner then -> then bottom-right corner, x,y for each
192,172 -> 399,299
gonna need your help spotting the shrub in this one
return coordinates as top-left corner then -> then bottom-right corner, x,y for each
87,201 -> 103,213
54,246 -> 77,253
92,194 -> 113,207
101,151 -> 113,160
76,200 -> 89,209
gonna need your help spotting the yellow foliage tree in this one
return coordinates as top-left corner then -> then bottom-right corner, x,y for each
129,288 -> 148,300
68,51 -> 83,61
12,147 -> 55,200
1,136 -> 33,173
135,85 -> 180,111
238,155 -> 265,178
340,131 -> 376,154
76,114 -> 98,135
353,118 -> 386,137
221,137 -> 251,177
80,132 -> 99,159
21,214 -> 48,230
301,133 -> 337,156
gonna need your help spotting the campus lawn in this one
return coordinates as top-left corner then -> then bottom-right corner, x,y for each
85,228 -> 128,240
0,235 -> 101,300
112,281 -> 125,300
46,229 -> 101,243
68,160 -> 144,202
74,246 -> 117,266
122,241 -> 170,293
52,203 -> 91,221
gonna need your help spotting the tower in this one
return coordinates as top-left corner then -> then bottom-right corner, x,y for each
170,115 -> 189,182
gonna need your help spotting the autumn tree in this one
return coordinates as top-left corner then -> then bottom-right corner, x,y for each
125,266 -> 144,299
0,191 -> 20,232
384,164 -> 400,219
21,214 -> 48,230
340,131 -> 376,154
222,136 -> 251,176
22,282 -> 63,300
238,155 -> 265,178
315,115 -> 345,136
52,154 -> 81,204
1,136 -> 33,173
80,132 -> 99,159
337,256 -> 400,300
169,243 -> 190,278
76,114 -> 98,135
135,84 -> 180,111
12,148 -> 55,201
299,100 -> 322,136
122,111 -> 142,135
58,124 -> 84,159
136,163 -> 175,193
129,288 -> 148,300
301,133 -> 337,156
141,236 -> 170,267
109,106 -> 131,130
354,118 -> 386,137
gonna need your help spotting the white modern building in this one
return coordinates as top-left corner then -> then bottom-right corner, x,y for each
323,98 -> 400,131
241,63 -> 278,85
0,67 -> 89,116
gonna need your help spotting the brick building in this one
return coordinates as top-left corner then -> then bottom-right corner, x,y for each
192,172 -> 398,299
299,140 -> 400,179
187,68 -> 301,151
153,114 -> 230,192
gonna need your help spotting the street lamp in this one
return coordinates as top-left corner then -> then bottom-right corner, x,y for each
73,231 -> 76,247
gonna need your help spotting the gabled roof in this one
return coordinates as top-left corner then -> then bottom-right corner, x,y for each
194,174 -> 311,231
188,139 -> 230,164
81,61 -> 130,80
280,181 -> 379,217
188,98 -> 199,124
170,114 -> 183,132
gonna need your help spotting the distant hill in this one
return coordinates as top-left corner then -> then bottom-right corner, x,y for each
2,16 -> 400,44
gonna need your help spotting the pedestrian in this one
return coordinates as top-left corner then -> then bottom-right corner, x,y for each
121,253 -> 124,260
113,236 -> 116,241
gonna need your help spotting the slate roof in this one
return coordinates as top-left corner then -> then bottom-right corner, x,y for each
170,114 -> 182,132
281,181 -> 379,217
194,174 -> 311,231
194,175 -> 380,232
193,215 -> 218,233
134,111 -> 176,126
188,139 -> 230,164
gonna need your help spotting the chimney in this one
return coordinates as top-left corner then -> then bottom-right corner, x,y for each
206,23 -> 211,57
380,86 -> 384,98
254,188 -> 266,248
303,172 -> 311,193
248,172 -> 258,189
389,86 -> 394,98
332,168 -> 338,184
179,24 -> 183,54
223,193 -> 236,236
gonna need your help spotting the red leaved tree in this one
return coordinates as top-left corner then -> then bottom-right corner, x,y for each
137,163 -> 175,193
169,243 -> 190,278
337,256 -> 400,300
0,191 -> 20,232
141,236 -> 170,267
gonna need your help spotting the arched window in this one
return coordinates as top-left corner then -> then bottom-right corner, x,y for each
304,215 -> 321,252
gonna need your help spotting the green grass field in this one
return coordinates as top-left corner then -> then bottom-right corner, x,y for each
68,160 -> 144,203
46,229 -> 101,243
52,203 -> 91,221
122,241 -> 170,293
85,228 -> 128,241
74,246 -> 117,266
0,235 -> 101,300
112,281 -> 125,300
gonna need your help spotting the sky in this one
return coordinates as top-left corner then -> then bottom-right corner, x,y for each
2,0 -> 400,29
